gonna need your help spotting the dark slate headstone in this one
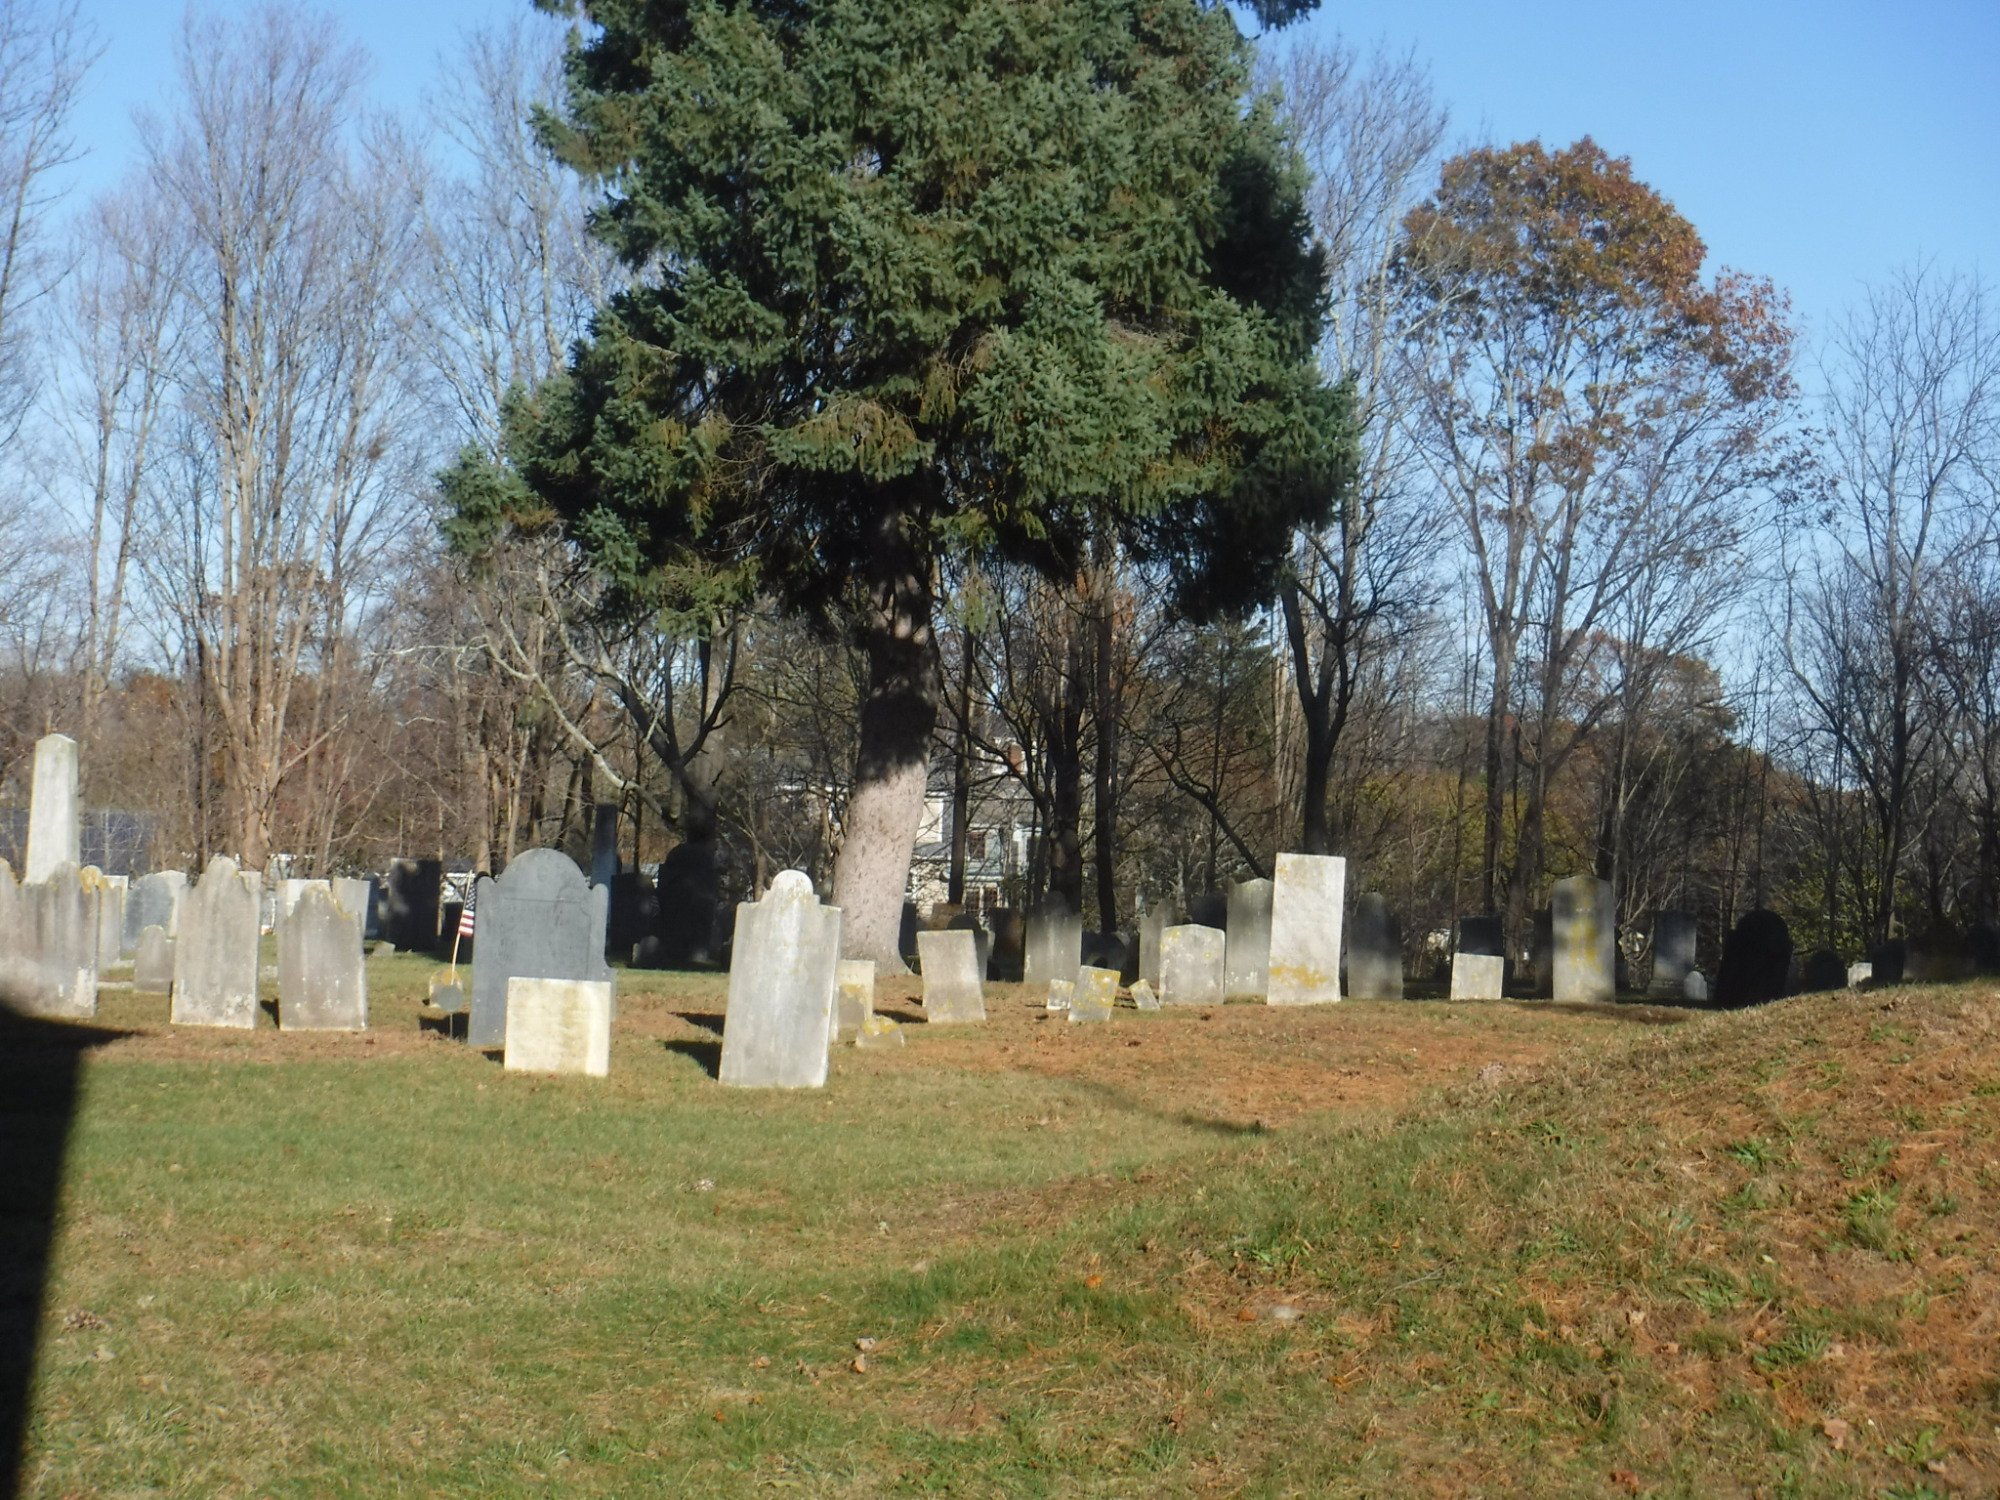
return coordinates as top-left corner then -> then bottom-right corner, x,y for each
1346,893 -> 1403,1000
1714,910 -> 1792,1008
1527,908 -> 1553,996
469,849 -> 614,1049
641,839 -> 720,969
1455,915 -> 1503,957
1796,948 -> 1847,993
1971,922 -> 2000,975
589,802 -> 620,889
1868,938 -> 1907,986
1082,930 -> 1127,976
898,900 -> 920,965
607,870 -> 658,963
385,858 -> 441,952
1188,891 -> 1228,931
1649,911 -> 1698,997
986,907 -> 1025,982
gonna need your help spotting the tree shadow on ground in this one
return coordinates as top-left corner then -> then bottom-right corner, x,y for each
0,1005 -> 133,1500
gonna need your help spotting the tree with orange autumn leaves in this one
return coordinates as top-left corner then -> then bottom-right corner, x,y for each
1392,136 -> 1799,944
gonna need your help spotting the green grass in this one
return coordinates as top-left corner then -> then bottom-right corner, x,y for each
14,965 -> 2000,1497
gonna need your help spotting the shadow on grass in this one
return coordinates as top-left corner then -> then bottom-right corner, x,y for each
0,1005 -> 133,1500
672,1010 -> 726,1037
1060,1076 -> 1271,1138
1499,1000 -> 1696,1026
662,1037 -> 722,1079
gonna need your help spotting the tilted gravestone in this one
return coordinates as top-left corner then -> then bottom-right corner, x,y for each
384,858 -> 442,953
469,849 -> 613,1049
504,977 -> 612,1077
834,959 -> 875,1041
1130,978 -> 1160,1011
1044,978 -> 1073,1011
25,733 -> 80,884
1024,900 -> 1081,989
918,929 -> 985,1024
278,883 -> 367,1031
1269,854 -> 1344,1005
1225,877 -> 1274,998
124,870 -> 187,952
1449,952 -> 1505,1000
1138,904 -> 1173,989
1551,876 -> 1615,1003
173,855 -> 262,1028
134,925 -> 174,994
719,870 -> 841,1089
1649,911 -> 1698,997
1714,910 -> 1792,1008
1069,965 -> 1117,1023
1159,923 -> 1225,1007
1346,892 -> 1404,1001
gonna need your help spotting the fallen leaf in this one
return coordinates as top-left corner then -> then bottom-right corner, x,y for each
1082,1275 -> 1104,1290
1236,1307 -> 1258,1323
1821,1417 -> 1852,1451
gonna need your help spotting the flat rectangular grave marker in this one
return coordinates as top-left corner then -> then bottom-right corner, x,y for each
1130,979 -> 1160,1011
1045,978 -> 1073,1011
1268,854 -> 1343,1004
1450,952 -> 1504,1000
1069,965 -> 1117,1023
504,977 -> 611,1076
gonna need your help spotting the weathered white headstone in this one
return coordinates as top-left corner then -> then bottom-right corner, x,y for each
1024,900 -> 1082,989
93,873 -> 128,965
1159,923 -> 1225,1007
504,977 -> 611,1076
1683,971 -> 1709,1003
833,958 -> 876,1041
469,850 -> 614,1049
1648,911 -> 1698,998
1449,952 -> 1504,1000
1552,875 -> 1615,1003
1345,892 -> 1403,1001
332,879 -> 374,940
1069,965 -> 1117,1023
278,883 -> 367,1030
1225,877 -> 1274,998
134,924 -> 174,994
276,878 -> 328,925
856,1013 -> 905,1048
1130,979 -> 1160,1011
172,855 -> 262,1028
24,733 -> 79,885
720,870 -> 841,1089
917,928 -> 985,1024
1847,961 -> 1873,989
2,863 -> 100,1019
1045,978 -> 1073,1011
1268,854 -> 1343,1004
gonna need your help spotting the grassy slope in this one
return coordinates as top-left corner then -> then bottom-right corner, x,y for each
19,965 -> 2000,1498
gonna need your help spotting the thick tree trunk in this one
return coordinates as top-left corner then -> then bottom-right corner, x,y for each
832,506 -> 939,972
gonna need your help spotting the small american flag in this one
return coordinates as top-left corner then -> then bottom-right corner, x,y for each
457,898 -> 476,938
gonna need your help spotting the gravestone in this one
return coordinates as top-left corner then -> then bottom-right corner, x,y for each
1045,978 -> 1073,1011
1551,876 -> 1615,1003
857,1014 -> 905,1048
504,977 -> 612,1077
1526,908 -> 1554,996
134,925 -> 174,994
588,802 -> 620,889
1714,910 -> 1792,1008
1188,892 -> 1228,931
469,850 -> 614,1049
1683,971 -> 1709,1003
918,929 -> 985,1024
1797,949 -> 1847,994
947,910 -> 994,979
1449,952 -> 1505,1000
5,864 -> 99,1019
1130,979 -> 1160,1011
1225,877 -> 1274,998
1971,921 -> 2000,975
641,839 -> 720,969
1649,911 -> 1698,998
1847,961 -> 1874,988
607,870 -> 658,964
173,855 -> 262,1028
1138,904 -> 1172,988
1346,892 -> 1404,1001
1456,915 -> 1503,957
1069,965 -> 1117,1023
1082,930 -> 1127,977
276,878 -> 328,925
332,879 -> 373,940
1159,924 -> 1225,1007
719,870 -> 841,1089
93,871 -> 128,967
1867,938 -> 1906,986
24,733 -> 80,884
385,858 -> 441,952
278,883 -> 367,1030
834,959 -> 875,1041
898,901 -> 920,965
986,907 -> 1025,981
125,870 -> 187,951
1268,854 -> 1344,1005
1024,900 -> 1081,989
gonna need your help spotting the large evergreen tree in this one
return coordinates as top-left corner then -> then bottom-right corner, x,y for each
447,0 -> 1350,967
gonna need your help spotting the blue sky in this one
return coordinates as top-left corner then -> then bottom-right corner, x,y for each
67,0 -> 1999,356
